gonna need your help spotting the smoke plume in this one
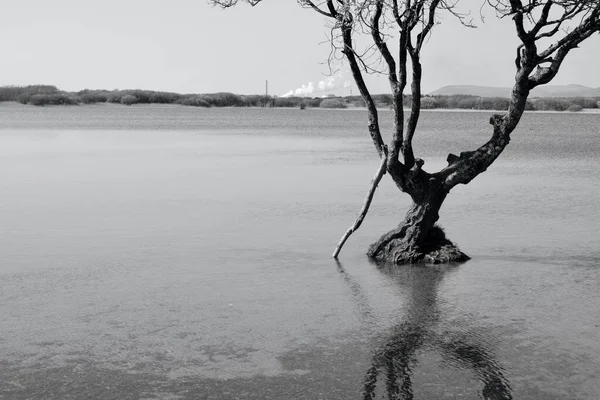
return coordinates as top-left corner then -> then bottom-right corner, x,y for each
282,69 -> 352,97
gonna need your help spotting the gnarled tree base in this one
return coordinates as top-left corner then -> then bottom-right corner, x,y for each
367,225 -> 470,265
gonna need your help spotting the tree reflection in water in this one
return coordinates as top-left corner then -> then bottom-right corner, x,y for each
336,262 -> 512,400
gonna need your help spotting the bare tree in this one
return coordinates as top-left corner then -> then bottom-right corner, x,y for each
210,0 -> 600,264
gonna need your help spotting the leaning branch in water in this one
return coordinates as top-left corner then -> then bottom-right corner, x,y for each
333,151 -> 387,258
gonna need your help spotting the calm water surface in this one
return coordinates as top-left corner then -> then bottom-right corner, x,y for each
1,104 -> 599,399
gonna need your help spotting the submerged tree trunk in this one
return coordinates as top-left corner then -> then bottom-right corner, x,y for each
367,185 -> 469,264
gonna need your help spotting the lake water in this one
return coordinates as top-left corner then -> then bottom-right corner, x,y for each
1,103 -> 599,399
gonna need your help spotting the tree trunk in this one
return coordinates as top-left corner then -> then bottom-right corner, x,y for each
367,188 -> 469,264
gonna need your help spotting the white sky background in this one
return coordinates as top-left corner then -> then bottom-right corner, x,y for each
0,0 -> 598,96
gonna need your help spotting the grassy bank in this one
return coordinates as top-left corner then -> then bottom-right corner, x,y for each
1,85 -> 599,112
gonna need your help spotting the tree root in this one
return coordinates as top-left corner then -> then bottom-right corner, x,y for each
368,225 -> 470,265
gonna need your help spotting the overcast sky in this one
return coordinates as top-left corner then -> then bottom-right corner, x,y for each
1,0 -> 599,96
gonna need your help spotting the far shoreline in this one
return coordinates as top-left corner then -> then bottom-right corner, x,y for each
1,101 -> 599,114
1,85 -> 598,113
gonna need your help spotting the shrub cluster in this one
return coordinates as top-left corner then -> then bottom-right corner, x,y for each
178,96 -> 210,107
0,86 -> 347,109
29,93 -> 78,106
529,96 -> 597,111
120,95 -> 138,106
567,104 -> 583,112
320,98 -> 347,109
420,94 -> 599,112
421,95 -> 522,111
99,90 -> 270,108
0,85 -> 64,105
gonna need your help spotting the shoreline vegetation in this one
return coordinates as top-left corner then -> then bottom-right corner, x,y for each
1,85 -> 599,112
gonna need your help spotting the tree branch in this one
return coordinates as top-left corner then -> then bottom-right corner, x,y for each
209,0 -> 262,6
415,0 -> 441,53
403,50 -> 421,170
530,0 -> 554,36
537,7 -> 600,60
403,0 -> 441,170
440,1 -> 600,191
341,9 -> 386,158
300,0 -> 335,18
388,18 -> 409,172
326,0 -> 338,17
531,7 -> 600,88
332,150 -> 388,258
370,1 -> 405,170
508,0 -> 530,42
371,1 -> 399,90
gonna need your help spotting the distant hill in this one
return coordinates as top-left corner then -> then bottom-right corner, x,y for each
429,84 -> 600,98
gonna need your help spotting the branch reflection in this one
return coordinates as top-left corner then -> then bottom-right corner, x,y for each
336,261 -> 512,400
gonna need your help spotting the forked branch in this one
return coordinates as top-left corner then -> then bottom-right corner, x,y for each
439,0 -> 600,190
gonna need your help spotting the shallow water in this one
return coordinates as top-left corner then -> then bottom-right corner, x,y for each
1,104 -> 599,399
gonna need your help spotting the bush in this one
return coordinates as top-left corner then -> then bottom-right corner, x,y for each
457,97 -> 477,109
491,98 -> 510,110
525,100 -> 535,111
120,95 -> 138,106
565,97 -> 597,109
432,96 -> 448,108
567,104 -> 583,112
352,97 -> 366,107
319,98 -> 347,109
0,85 -> 59,103
16,94 -> 31,104
107,91 -> 125,103
130,90 -> 151,104
582,98 -> 598,109
179,96 -> 210,107
78,91 -> 109,104
29,93 -> 78,106
28,85 -> 58,94
201,92 -> 244,107
148,92 -> 179,104
240,94 -> 263,107
531,98 -> 570,111
420,97 -> 437,109
274,96 -> 304,107
373,94 -> 393,106
0,86 -> 23,102
302,97 -> 322,108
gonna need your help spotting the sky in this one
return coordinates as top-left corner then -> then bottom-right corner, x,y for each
1,0 -> 599,96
